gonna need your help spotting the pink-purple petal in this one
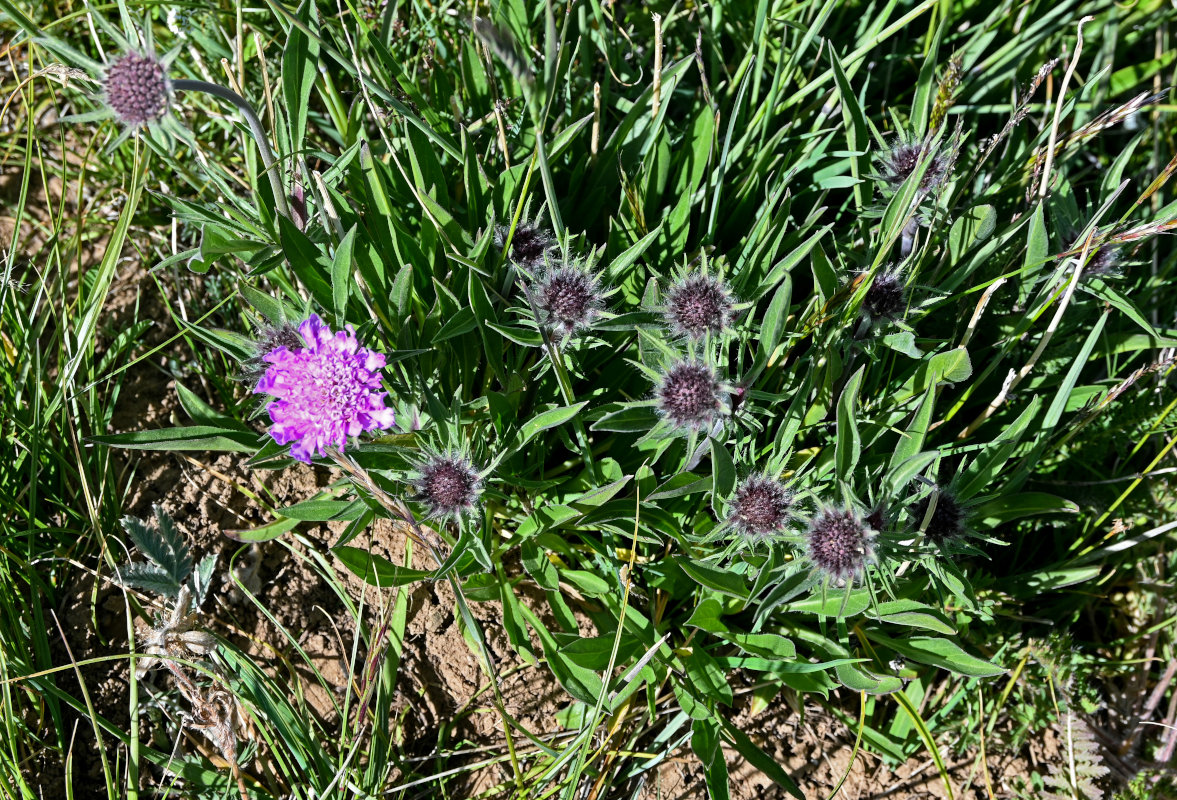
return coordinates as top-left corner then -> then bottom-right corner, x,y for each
253,315 -> 397,461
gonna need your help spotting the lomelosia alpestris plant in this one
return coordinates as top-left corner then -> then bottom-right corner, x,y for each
73,2 -> 1177,798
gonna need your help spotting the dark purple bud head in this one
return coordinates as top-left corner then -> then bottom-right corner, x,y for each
656,361 -> 722,430
1085,245 -> 1121,278
805,508 -> 874,582
913,491 -> 966,543
496,222 -> 556,270
664,275 -> 734,339
240,321 -> 306,385
104,52 -> 170,126
417,454 -> 482,519
878,141 -> 947,192
532,265 -> 603,338
863,271 -> 906,319
729,475 -> 792,539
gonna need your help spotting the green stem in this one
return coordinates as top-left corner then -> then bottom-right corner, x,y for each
327,450 -> 524,789
172,79 -> 289,220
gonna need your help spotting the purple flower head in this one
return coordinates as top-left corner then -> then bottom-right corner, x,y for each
728,474 -> 792,540
664,274 -> 735,339
656,360 -> 722,430
414,452 -> 483,520
104,52 -> 171,127
254,315 -> 396,462
529,261 -> 605,339
805,508 -> 875,584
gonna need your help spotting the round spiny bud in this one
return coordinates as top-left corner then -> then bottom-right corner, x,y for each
656,361 -> 722,430
913,491 -> 965,543
805,508 -> 873,583
863,271 -> 906,319
495,222 -> 555,270
878,141 -> 946,193
664,275 -> 734,339
104,52 -> 170,126
532,265 -> 603,338
729,475 -> 792,539
240,321 -> 305,385
416,454 -> 482,519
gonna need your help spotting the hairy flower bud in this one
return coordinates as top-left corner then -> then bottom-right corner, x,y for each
104,52 -> 171,127
664,274 -> 734,339
728,475 -> 792,539
240,321 -> 305,385
1084,245 -> 1121,278
805,508 -> 874,583
913,491 -> 966,543
877,141 -> 947,193
495,222 -> 555,271
656,361 -> 722,430
529,263 -> 604,339
415,453 -> 483,520
863,270 -> 906,320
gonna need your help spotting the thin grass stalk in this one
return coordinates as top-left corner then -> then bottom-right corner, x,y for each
1036,16 -> 1092,201
562,482 -> 643,799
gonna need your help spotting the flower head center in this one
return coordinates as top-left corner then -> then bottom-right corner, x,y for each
292,351 -> 368,419
541,271 -> 593,325
105,53 -> 170,126
807,509 -> 872,581
658,362 -> 721,429
667,276 -> 733,337
730,476 -> 791,537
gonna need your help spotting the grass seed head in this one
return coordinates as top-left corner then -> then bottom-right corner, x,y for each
729,474 -> 793,539
104,52 -> 171,127
415,453 -> 482,520
805,507 -> 874,583
656,360 -> 722,430
664,274 -> 735,339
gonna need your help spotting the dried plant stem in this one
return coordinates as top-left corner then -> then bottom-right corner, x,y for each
652,13 -> 663,118
253,32 -> 277,149
960,241 -> 1090,438
591,81 -> 601,161
959,278 -> 1006,350
173,79 -> 290,220
977,688 -> 996,800
1037,16 -> 1092,201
